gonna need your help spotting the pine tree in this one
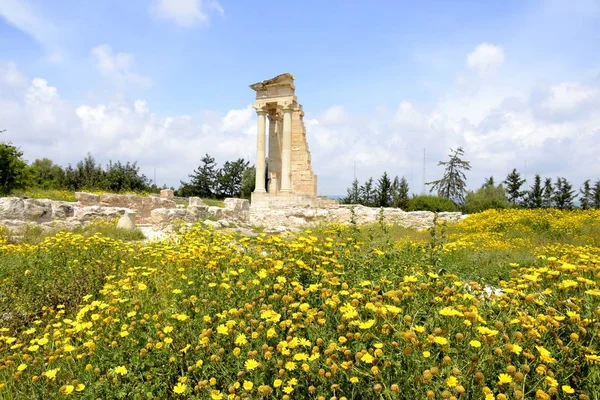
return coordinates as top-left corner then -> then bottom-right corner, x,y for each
390,176 -> 400,204
216,158 -> 249,198
593,180 -> 600,209
524,174 -> 543,208
186,154 -> 218,198
542,177 -> 554,208
343,178 -> 360,204
241,166 -> 256,199
553,177 -> 576,210
482,176 -> 495,188
395,176 -> 410,209
579,180 -> 593,210
359,177 -> 374,206
376,172 -> 392,207
504,168 -> 526,206
426,147 -> 471,204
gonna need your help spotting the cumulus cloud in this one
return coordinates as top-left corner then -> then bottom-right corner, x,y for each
91,44 -> 153,89
1,54 -> 599,195
149,0 -> 223,28
0,62 -> 255,187
531,81 -> 600,121
466,43 -> 505,76
0,61 -> 26,86
320,105 -> 348,126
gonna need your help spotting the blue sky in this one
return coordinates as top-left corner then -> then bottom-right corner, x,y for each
1,0 -> 599,195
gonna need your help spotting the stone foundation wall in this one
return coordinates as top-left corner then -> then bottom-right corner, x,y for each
249,204 -> 464,230
75,191 -> 176,223
1,194 -> 464,236
251,192 -> 339,209
0,197 -> 131,234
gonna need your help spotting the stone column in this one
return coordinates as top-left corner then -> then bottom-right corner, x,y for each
254,106 -> 267,193
280,104 -> 293,193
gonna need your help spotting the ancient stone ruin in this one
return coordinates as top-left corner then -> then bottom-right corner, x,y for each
0,73 -> 465,237
249,73 -> 336,209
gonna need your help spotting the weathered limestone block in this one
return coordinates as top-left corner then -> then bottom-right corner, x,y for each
189,197 -> 206,207
74,206 -> 130,223
139,196 -> 176,222
0,197 -> 26,220
150,208 -> 193,231
187,205 -> 209,220
0,219 -> 28,233
75,192 -> 100,206
73,193 -> 177,223
51,202 -> 75,219
42,219 -> 82,232
160,189 -> 174,199
100,194 -> 142,209
249,203 -> 464,231
117,212 -> 136,230
438,212 -> 466,223
23,199 -> 54,223
223,198 -> 250,222
207,206 -> 225,220
328,207 -> 353,223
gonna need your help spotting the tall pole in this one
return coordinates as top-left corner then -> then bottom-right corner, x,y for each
422,148 -> 426,194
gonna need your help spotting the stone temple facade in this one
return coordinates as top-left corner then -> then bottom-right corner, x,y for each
250,73 -> 334,208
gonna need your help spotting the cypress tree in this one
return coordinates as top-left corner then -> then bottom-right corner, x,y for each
376,172 -> 392,207
359,177 -> 374,207
504,168 -> 526,206
343,178 -> 360,204
579,180 -> 593,210
395,176 -> 410,210
524,174 -> 543,208
542,178 -> 554,208
592,180 -> 600,209
553,177 -> 576,210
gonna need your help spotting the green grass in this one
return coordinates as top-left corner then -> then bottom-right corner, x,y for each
9,188 -> 77,202
3,219 -> 146,245
201,198 -> 225,207
6,188 -> 227,208
1,210 -> 599,398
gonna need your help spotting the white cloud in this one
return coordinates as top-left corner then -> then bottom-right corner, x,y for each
466,43 -> 505,76
91,45 -> 153,88
0,0 -> 62,61
321,105 -> 348,125
149,0 -> 224,28
0,61 -> 26,86
1,56 -> 599,196
532,81 -> 600,120
0,62 -> 255,187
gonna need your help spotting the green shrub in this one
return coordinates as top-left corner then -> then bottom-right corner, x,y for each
463,184 -> 511,213
408,195 -> 458,212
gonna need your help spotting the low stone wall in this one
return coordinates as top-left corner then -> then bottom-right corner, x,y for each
1,193 -> 464,236
75,190 -> 176,223
0,197 -> 131,233
150,198 -> 250,231
249,204 -> 464,230
250,192 -> 339,209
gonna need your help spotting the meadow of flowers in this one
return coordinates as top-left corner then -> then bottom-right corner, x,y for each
0,209 -> 599,399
